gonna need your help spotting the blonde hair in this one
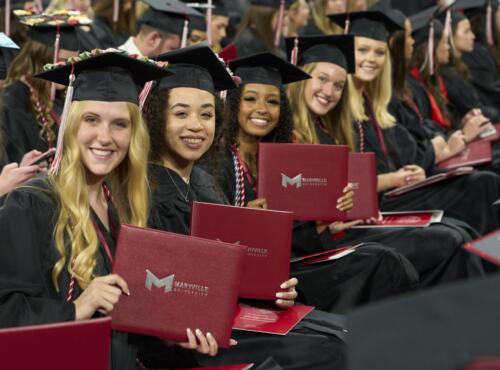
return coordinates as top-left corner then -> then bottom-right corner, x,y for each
310,0 -> 343,35
50,100 -> 150,291
287,62 -> 355,150
348,49 -> 396,129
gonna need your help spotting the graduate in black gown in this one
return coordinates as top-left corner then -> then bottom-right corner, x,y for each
212,51 -> 419,312
233,0 -> 291,58
284,31 -> 484,288
0,51 -> 211,369
328,10 -> 500,237
144,43 -> 347,369
1,18 -> 81,163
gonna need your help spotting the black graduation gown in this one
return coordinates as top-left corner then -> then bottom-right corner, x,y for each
1,81 -> 61,163
0,177 -> 176,370
314,122 -> 484,288
441,65 -> 500,122
147,163 -> 347,370
462,43 -> 500,110
354,108 -> 500,236
216,148 -> 420,313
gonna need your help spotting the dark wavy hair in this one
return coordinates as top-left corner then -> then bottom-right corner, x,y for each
143,86 -> 226,192
221,84 -> 294,147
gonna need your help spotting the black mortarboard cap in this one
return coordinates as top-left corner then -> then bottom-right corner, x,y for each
410,6 -> 445,46
35,52 -> 172,104
452,0 -> 497,17
27,26 -> 80,51
212,0 -> 229,16
139,0 -> 204,36
328,11 -> 404,42
229,52 -> 311,87
347,274 -> 500,370
284,35 -> 356,73
250,0 -> 295,9
155,42 -> 236,92
0,33 -> 18,80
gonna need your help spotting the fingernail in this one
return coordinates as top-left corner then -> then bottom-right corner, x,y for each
276,299 -> 284,305
196,329 -> 202,335
207,332 -> 213,338
276,292 -> 284,298
186,328 -> 191,334
280,282 -> 288,289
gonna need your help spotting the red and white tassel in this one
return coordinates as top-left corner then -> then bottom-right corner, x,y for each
5,0 -> 10,36
344,14 -> 351,34
206,0 -> 213,46
290,37 -> 299,65
139,81 -> 154,111
181,17 -> 189,48
50,30 -> 61,101
443,9 -> 452,40
486,1 -> 494,46
50,69 -> 75,175
428,21 -> 435,76
113,0 -> 120,23
274,0 -> 285,47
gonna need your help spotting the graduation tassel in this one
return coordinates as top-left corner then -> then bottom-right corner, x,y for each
181,17 -> 189,48
113,0 -> 120,23
50,27 -> 61,101
139,81 -> 154,111
274,0 -> 285,48
486,1 -> 494,46
4,0 -> 10,36
443,9 -> 452,40
206,0 -> 213,46
428,20 -> 435,76
344,14 -> 351,34
50,65 -> 75,175
290,37 -> 299,66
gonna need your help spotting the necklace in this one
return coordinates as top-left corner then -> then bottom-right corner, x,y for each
165,167 -> 191,203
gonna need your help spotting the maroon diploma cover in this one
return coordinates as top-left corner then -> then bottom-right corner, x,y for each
191,201 -> 293,300
258,143 -> 349,221
347,152 -> 379,220
111,225 -> 245,347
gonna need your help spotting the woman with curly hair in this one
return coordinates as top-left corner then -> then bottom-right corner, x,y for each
213,51 -> 419,314
1,23 -> 79,163
144,45 -> 350,370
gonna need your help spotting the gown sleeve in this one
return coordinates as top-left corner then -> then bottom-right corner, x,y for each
0,186 -> 75,328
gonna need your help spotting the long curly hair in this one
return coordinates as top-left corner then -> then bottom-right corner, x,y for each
222,84 -> 293,147
50,100 -> 150,291
142,86 -> 226,192
5,40 -> 56,144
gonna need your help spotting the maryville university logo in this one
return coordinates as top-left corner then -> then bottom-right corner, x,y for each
145,269 -> 209,296
281,173 -> 328,188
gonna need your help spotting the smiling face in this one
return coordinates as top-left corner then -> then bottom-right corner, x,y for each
304,62 -> 347,116
237,83 -> 281,140
354,36 -> 387,82
453,18 -> 475,54
76,100 -> 132,182
163,87 -> 216,165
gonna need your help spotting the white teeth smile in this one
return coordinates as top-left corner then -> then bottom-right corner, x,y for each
90,148 -> 113,157
250,118 -> 269,126
182,138 -> 203,144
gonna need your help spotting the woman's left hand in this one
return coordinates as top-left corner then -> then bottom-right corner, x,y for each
175,328 -> 237,356
275,278 -> 298,308
402,165 -> 426,185
337,183 -> 354,212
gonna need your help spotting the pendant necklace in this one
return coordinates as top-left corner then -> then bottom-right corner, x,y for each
165,167 -> 191,202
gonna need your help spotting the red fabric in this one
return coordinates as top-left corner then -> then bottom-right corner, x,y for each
410,68 -> 451,130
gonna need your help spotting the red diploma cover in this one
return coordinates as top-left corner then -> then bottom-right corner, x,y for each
384,166 -> 474,198
258,143 -> 349,221
111,225 -> 245,347
477,123 -> 500,143
232,303 -> 314,335
463,229 -> 500,266
218,43 -> 238,63
464,358 -> 500,370
437,141 -> 492,170
290,245 -> 359,265
190,201 -> 293,300
352,210 -> 443,228
0,318 -> 111,370
347,152 -> 379,220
